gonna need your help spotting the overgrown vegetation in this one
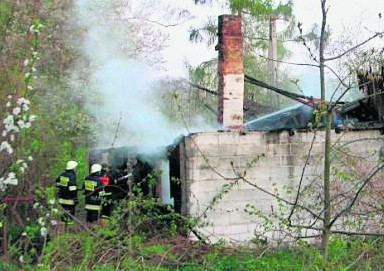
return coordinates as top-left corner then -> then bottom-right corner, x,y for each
1,0 -> 384,270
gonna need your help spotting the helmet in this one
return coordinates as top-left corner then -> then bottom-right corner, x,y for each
90,164 -> 102,174
66,160 -> 78,170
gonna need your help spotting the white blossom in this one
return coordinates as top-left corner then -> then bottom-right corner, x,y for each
17,120 -> 25,129
22,103 -> 30,111
2,131 -> 6,137
3,115 -> 14,126
17,160 -> 28,173
27,156 -> 33,161
7,95 -> 12,99
37,217 -> 45,226
24,59 -> 29,66
29,115 -> 37,122
19,255 -> 24,264
24,72 -> 30,78
7,172 -> 15,179
6,101 -> 11,107
33,202 -> 40,209
21,232 -> 27,236
40,227 -> 47,237
48,199 -> 55,205
0,172 -> 18,190
12,107 -> 21,116
17,97 -> 30,106
0,141 -> 13,154
50,220 -> 57,226
4,115 -> 19,133
27,85 -> 33,91
10,134 -> 14,142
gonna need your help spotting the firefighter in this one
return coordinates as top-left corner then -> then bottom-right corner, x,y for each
55,160 -> 79,226
100,164 -> 113,225
84,163 -> 104,223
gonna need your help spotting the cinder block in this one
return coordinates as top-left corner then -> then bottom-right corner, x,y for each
238,132 -> 265,143
217,132 -> 240,144
229,212 -> 259,225
187,132 -> 219,147
236,144 -> 267,157
203,211 -> 231,226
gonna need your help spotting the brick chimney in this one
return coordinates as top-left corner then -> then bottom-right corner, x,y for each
216,15 -> 244,129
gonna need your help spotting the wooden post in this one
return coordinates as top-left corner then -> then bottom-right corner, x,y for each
268,15 -> 279,108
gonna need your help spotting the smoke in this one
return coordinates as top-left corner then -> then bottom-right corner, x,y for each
73,0 -> 217,157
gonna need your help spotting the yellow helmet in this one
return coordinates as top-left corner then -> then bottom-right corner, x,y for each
66,160 -> 78,170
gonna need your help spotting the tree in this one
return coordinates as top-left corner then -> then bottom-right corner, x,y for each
314,0 -> 383,264
191,0 -> 297,111
0,1 -> 95,262
246,0 -> 384,266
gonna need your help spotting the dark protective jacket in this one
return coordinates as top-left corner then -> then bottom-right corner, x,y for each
84,173 -> 104,211
55,170 -> 78,206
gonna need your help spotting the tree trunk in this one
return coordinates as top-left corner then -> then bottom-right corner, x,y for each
319,0 -> 331,267
321,112 -> 332,267
268,15 -> 279,108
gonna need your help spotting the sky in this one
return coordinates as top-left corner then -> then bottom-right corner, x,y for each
163,0 -> 384,82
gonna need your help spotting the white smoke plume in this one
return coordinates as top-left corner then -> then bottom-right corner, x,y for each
73,0 -> 218,156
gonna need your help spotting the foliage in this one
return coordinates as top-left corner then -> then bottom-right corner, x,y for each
0,1 -> 94,267
150,74 -> 219,127
2,234 -> 384,270
189,0 -> 297,118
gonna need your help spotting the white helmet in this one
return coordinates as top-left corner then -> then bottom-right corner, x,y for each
90,163 -> 102,174
66,160 -> 78,170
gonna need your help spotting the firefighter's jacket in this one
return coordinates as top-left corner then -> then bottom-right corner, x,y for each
100,176 -> 113,199
55,170 -> 78,206
84,173 -> 105,211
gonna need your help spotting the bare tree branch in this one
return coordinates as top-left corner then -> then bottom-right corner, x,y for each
324,31 -> 384,62
287,131 -> 317,222
330,163 -> 384,227
188,81 -> 218,96
331,230 -> 384,236
240,177 -> 324,222
257,54 -> 320,68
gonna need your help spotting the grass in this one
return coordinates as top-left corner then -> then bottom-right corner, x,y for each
1,235 -> 384,270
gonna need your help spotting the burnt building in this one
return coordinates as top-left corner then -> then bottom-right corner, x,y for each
92,15 -> 384,244
175,15 -> 384,243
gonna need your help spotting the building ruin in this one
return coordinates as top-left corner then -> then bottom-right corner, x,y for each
174,14 -> 384,243
93,15 -> 384,244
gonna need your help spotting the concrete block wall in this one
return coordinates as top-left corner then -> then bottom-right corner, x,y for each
179,130 -> 384,243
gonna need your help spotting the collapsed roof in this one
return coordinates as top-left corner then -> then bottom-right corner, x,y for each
244,68 -> 384,132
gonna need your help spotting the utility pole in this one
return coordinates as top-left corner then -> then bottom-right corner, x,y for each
267,15 -> 279,108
